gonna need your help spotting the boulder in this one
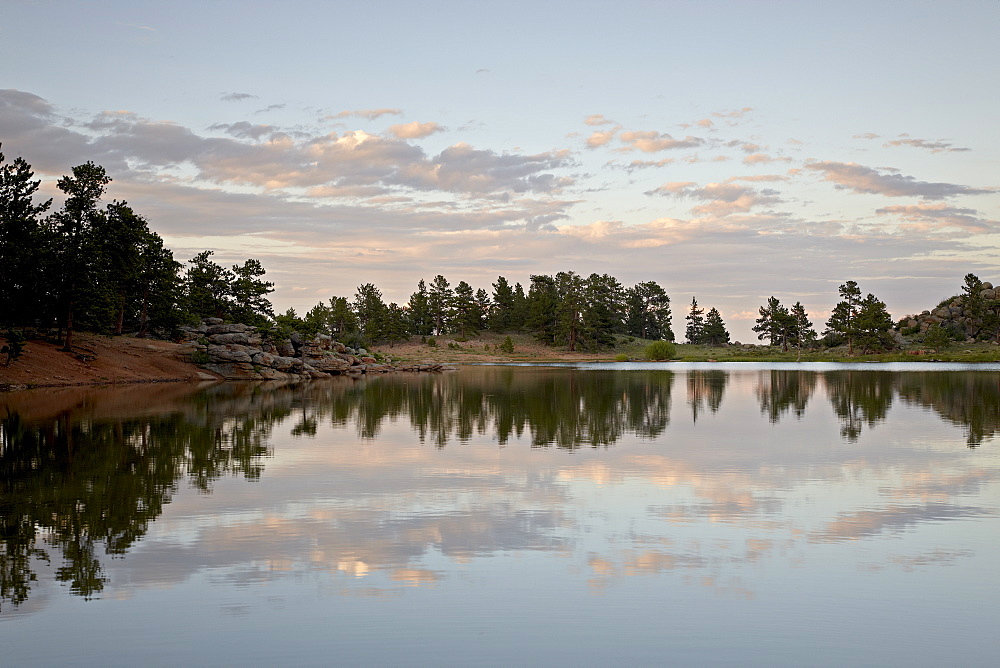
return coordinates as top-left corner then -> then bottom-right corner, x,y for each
206,323 -> 253,335
207,345 -> 252,363
209,332 -> 251,345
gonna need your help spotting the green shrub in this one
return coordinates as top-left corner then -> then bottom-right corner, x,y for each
191,349 -> 211,365
500,336 -> 515,354
614,353 -> 630,362
426,337 -> 436,347
644,340 -> 676,360
924,325 -> 953,349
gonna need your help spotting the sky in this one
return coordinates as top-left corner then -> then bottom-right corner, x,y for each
2,0 -> 998,340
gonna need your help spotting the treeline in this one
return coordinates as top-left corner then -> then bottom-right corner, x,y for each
279,273 -> 676,351
0,148 -> 275,348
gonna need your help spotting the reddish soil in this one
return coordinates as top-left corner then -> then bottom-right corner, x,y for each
0,332 -> 217,389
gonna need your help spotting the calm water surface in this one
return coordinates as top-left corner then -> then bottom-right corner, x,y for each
2,364 -> 999,665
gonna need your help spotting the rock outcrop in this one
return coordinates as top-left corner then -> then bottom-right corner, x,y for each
179,319 -> 449,380
900,281 -> 998,340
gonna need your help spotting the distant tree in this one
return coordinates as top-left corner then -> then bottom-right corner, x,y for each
474,288 -> 491,332
789,301 -> 817,358
582,273 -> 624,350
301,302 -> 332,338
702,307 -> 730,346
825,280 -> 863,354
0,146 -> 52,328
407,279 -> 433,336
328,296 -> 358,339
526,274 -> 559,344
354,283 -> 386,341
452,280 -> 479,338
184,250 -> 232,320
555,271 -> 586,350
854,293 -> 895,353
382,303 -> 410,345
428,275 -> 453,335
134,231 -> 182,336
49,162 -> 112,349
488,276 -> 517,332
685,297 -> 705,344
228,258 -> 274,326
625,281 -> 673,341
753,296 -> 795,351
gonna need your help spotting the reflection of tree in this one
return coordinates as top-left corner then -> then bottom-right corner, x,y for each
0,383 -> 284,610
755,371 -> 817,424
897,372 -> 1000,448
687,371 -> 727,423
289,369 -> 676,449
823,371 -> 894,441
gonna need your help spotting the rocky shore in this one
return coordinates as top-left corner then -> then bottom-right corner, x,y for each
179,318 -> 450,380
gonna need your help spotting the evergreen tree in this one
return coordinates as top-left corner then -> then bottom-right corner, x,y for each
753,296 -> 795,351
685,297 -> 705,344
526,274 -> 558,344
555,271 -> 586,351
228,258 -> 274,326
826,280 -> 863,354
407,279 -> 433,336
854,293 -> 895,353
428,274 -> 453,335
452,280 -> 479,338
582,273 -> 624,350
354,283 -> 386,342
625,281 -> 673,341
703,307 -> 730,346
488,276 -> 516,332
302,302 -> 332,337
790,301 -> 816,357
134,231 -> 182,336
0,146 -> 52,328
511,282 -> 528,331
474,288 -> 491,332
382,303 -> 410,345
184,250 -> 233,320
328,296 -> 358,339
49,162 -> 111,349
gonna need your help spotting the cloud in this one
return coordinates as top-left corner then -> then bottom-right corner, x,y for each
327,108 -> 404,120
584,114 -> 615,126
853,132 -> 880,140
805,161 -> 993,199
585,128 -> 618,148
220,92 -> 257,102
743,153 -> 792,165
388,121 -> 445,139
649,181 -> 782,216
883,137 -> 971,153
255,103 -> 286,114
617,130 -> 704,153
875,203 -> 996,235
208,121 -> 282,141
712,107 -> 753,119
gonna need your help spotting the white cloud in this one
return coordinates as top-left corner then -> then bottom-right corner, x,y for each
388,121 -> 445,139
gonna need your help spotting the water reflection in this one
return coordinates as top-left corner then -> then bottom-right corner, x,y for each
1,366 -> 998,616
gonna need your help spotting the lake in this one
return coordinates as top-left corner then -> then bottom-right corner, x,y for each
1,363 -> 999,666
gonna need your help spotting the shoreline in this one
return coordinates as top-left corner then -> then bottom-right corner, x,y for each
4,331 -> 999,392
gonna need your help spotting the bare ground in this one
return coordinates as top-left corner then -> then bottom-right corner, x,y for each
0,332 -> 217,389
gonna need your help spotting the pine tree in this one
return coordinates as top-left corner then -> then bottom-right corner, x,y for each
526,274 -> 558,344
488,276 -> 516,332
685,297 -> 705,344
790,301 -> 816,358
328,296 -> 358,339
703,307 -> 730,346
826,280 -> 863,354
625,281 -> 672,341
753,296 -> 794,351
354,283 -> 386,342
555,271 -> 586,350
854,293 -> 895,353
452,280 -> 479,338
49,162 -> 111,349
582,273 -> 624,350
428,274 -> 453,335
407,279 -> 433,336
0,146 -> 52,328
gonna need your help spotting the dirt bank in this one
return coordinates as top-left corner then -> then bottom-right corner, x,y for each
0,333 -> 218,390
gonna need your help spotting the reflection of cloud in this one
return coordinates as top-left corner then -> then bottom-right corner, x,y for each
810,504 -> 993,542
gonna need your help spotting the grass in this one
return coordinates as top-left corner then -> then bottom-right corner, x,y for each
377,332 -> 1000,364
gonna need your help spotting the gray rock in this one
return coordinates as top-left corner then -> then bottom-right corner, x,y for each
206,323 -> 253,335
209,332 -> 251,345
